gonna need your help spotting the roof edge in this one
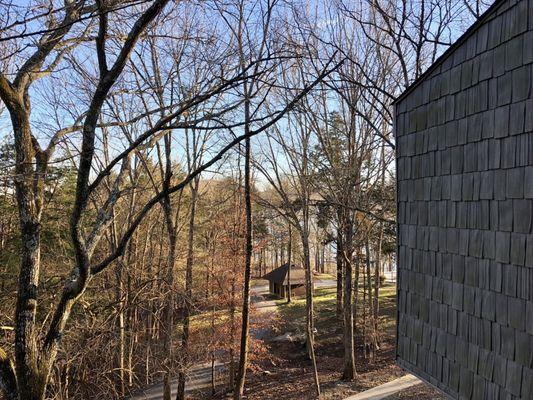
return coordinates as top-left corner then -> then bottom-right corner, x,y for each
392,0 -> 506,105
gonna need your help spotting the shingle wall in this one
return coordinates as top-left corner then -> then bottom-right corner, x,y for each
395,0 -> 533,398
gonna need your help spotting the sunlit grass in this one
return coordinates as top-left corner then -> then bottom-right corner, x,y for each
315,273 -> 336,280
275,283 -> 397,340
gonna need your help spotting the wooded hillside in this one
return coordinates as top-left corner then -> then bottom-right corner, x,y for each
0,1 -> 489,399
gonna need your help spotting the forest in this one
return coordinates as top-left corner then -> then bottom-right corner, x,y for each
0,0 -> 490,399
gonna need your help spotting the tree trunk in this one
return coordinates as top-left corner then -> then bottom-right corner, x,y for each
341,217 -> 356,380
127,273 -> 134,388
11,112 -> 49,400
176,182 -> 198,400
300,226 -> 320,397
287,225 -> 292,303
315,244 -> 319,272
365,240 -> 373,360
373,142 -> 386,348
162,135 -> 178,400
211,303 -> 216,396
163,375 -> 171,400
228,200 -> 239,392
362,252 -> 367,358
336,230 -> 343,318
163,208 -> 177,400
373,231 -> 382,350
116,264 -> 126,396
319,243 -> 324,273
258,249 -> 263,278
15,226 -> 48,400
353,252 -> 361,359
234,80 -> 253,400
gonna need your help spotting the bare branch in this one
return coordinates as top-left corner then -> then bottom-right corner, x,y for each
91,55 -> 343,274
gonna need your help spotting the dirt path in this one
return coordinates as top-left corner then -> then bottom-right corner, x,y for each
250,286 -> 279,340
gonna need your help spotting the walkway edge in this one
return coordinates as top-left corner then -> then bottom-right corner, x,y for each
342,374 -> 421,400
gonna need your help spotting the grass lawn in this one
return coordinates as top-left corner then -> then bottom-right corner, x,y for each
238,282 -> 405,400
275,283 -> 397,342
315,272 -> 337,280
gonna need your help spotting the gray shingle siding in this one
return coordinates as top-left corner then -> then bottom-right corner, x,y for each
395,1 -> 533,398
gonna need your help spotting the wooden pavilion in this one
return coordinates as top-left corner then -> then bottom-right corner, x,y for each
262,263 -> 314,299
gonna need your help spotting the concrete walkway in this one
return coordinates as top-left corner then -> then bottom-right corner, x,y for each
343,374 -> 421,400
129,361 -> 226,399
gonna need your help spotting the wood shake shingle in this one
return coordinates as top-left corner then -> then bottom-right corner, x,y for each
395,0 -> 533,398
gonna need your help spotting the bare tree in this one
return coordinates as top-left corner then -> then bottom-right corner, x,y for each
0,2 -> 171,398
256,122 -> 322,396
255,74 -> 327,395
0,1 -> 340,397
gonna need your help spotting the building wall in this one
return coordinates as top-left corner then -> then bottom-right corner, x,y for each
290,284 -> 306,297
395,0 -> 533,398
